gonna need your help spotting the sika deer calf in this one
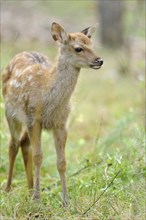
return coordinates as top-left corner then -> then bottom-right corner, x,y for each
2,22 -> 103,206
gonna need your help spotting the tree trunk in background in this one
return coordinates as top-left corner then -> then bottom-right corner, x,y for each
98,0 -> 124,48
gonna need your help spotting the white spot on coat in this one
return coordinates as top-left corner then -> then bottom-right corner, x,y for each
22,66 -> 33,74
15,69 -> 21,77
9,79 -> 21,88
27,75 -> 33,81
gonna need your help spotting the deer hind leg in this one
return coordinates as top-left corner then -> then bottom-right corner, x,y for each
27,122 -> 42,200
53,127 -> 69,206
20,130 -> 33,190
5,118 -> 21,191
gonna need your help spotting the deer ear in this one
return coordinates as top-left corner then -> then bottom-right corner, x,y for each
81,26 -> 96,38
51,22 -> 68,44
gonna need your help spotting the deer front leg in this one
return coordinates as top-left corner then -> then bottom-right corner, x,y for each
53,127 -> 69,206
28,123 -> 42,200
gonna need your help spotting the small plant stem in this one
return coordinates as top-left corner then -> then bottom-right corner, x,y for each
69,161 -> 102,177
82,170 -> 121,215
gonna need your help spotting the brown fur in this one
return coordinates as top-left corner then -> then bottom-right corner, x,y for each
2,22 -> 103,206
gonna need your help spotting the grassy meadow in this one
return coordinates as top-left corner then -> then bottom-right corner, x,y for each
0,43 -> 145,220
0,1 -> 145,220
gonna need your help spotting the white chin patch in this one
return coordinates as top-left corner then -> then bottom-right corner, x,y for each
91,65 -> 101,70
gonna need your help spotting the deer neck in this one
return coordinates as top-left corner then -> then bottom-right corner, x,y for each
47,54 -> 80,106
57,54 -> 80,81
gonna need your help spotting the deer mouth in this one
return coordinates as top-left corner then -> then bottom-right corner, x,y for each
90,64 -> 101,70
89,58 -> 103,69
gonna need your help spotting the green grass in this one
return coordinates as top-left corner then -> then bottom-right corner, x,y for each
0,42 -> 145,219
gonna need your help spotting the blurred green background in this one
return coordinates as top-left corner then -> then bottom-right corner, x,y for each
0,1 -> 145,219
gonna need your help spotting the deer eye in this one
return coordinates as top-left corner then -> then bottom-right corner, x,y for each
75,47 -> 83,53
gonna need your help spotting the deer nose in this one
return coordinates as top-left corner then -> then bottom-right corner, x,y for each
95,58 -> 103,66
